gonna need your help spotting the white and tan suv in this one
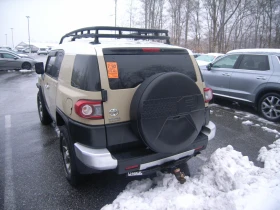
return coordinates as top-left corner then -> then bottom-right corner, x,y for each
35,26 -> 216,186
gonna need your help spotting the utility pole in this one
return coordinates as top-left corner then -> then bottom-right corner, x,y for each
26,16 -> 31,53
5,34 -> 7,45
10,28 -> 14,48
115,0 -> 117,27
130,0 -> 133,27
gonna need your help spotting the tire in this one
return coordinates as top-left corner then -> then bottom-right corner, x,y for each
37,91 -> 52,125
22,62 -> 31,70
258,92 -> 280,122
60,125 -> 82,186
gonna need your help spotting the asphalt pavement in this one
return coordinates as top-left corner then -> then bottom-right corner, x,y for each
1,55 -> 279,209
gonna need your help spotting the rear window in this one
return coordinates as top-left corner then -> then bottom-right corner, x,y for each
71,55 -> 101,91
104,51 -> 196,90
238,54 -> 270,70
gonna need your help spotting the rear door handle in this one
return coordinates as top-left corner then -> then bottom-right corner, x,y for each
256,76 -> 266,80
222,73 -> 230,76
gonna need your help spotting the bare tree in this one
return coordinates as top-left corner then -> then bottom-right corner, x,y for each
135,0 -> 280,51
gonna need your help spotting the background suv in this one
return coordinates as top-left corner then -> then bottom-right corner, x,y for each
35,26 -> 216,186
37,48 -> 48,55
202,49 -> 280,121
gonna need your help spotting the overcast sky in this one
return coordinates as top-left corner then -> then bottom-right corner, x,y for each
0,0 -> 133,47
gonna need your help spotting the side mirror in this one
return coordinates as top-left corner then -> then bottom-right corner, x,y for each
35,62 -> 45,74
207,63 -> 213,71
14,57 -> 19,60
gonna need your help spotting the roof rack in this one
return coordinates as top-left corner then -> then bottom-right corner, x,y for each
59,26 -> 170,44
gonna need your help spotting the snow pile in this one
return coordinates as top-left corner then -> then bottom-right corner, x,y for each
19,69 -> 33,73
261,127 -> 280,136
242,120 -> 254,125
102,144 -> 280,210
258,140 -> 280,174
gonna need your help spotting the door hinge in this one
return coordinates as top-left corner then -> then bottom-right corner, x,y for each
101,89 -> 108,102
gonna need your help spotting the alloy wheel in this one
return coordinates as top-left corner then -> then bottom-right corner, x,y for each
38,96 -> 43,120
61,136 -> 71,175
261,96 -> 280,120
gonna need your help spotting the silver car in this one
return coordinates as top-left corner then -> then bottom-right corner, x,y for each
0,51 -> 37,70
201,49 -> 280,122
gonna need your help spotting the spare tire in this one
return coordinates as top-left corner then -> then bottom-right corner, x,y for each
130,72 -> 205,154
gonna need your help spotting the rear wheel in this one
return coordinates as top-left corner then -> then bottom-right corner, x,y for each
37,91 -> 52,125
258,92 -> 280,122
22,62 -> 31,70
60,126 -> 82,187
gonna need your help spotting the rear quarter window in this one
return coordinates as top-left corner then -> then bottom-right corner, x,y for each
238,54 -> 270,70
104,53 -> 197,90
71,55 -> 101,91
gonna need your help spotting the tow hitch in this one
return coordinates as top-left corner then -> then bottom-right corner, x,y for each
172,168 -> 186,184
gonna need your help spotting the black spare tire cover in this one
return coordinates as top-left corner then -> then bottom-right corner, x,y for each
130,72 -> 205,154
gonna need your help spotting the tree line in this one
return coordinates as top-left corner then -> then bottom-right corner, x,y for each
128,0 -> 280,53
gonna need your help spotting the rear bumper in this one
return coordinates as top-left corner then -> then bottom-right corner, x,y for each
74,121 -> 216,172
201,121 -> 216,141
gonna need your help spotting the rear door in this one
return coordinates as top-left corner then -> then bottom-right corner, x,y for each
0,53 -> 6,70
202,54 -> 240,96
99,48 -> 198,125
43,50 -> 64,119
229,54 -> 272,102
0,53 -> 21,69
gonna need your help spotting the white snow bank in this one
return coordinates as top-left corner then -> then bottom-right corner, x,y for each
242,120 -> 254,125
19,69 -> 33,73
258,140 -> 280,174
262,127 -> 280,135
102,143 -> 280,210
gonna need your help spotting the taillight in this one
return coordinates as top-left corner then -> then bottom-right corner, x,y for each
142,48 -> 160,52
75,100 -> 103,119
204,88 -> 213,103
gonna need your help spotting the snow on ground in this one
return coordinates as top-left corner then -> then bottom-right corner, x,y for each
242,120 -> 254,125
19,69 -> 33,73
261,127 -> 280,136
102,142 -> 280,210
234,110 -> 279,127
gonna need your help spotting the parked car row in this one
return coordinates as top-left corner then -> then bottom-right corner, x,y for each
196,53 -> 224,69
199,48 -> 280,122
0,50 -> 37,70
21,47 -> 52,55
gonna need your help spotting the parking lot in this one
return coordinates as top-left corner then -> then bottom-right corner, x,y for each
0,54 -> 280,209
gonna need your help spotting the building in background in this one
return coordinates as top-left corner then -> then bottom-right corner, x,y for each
15,41 -> 57,53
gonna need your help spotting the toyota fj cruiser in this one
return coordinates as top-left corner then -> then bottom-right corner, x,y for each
35,26 -> 216,186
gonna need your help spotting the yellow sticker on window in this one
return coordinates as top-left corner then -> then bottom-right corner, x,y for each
106,62 -> 119,78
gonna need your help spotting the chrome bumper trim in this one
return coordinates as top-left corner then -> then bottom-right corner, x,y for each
140,149 -> 195,170
201,121 -> 216,141
74,143 -> 117,170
